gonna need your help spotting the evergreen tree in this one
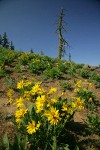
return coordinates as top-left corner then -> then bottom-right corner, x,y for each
40,50 -> 44,56
30,48 -> 34,53
10,41 -> 14,50
2,32 -> 9,48
0,34 -> 2,47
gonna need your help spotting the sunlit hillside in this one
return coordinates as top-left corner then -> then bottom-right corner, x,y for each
0,47 -> 100,150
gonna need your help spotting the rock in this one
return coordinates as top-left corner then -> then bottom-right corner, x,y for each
21,65 -> 27,71
90,66 -> 98,71
95,83 -> 100,89
4,114 -> 13,120
83,64 -> 91,69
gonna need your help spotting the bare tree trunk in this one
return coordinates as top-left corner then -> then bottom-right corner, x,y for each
58,9 -> 63,59
57,9 -> 69,59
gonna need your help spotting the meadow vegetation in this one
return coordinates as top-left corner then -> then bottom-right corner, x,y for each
0,47 -> 100,150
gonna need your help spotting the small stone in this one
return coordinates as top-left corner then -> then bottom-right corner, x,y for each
4,114 -> 13,120
21,65 -> 27,71
83,64 -> 90,69
90,66 -> 98,71
95,83 -> 100,89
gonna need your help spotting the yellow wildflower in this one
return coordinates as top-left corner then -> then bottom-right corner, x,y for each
44,107 -> 60,125
62,102 -> 68,111
74,88 -> 79,93
30,82 -> 45,95
27,121 -> 36,134
67,108 -> 73,115
75,80 -> 82,88
48,88 -> 57,95
51,98 -> 57,104
36,102 -> 44,113
89,83 -> 93,88
15,108 -> 28,123
17,80 -> 24,89
24,81 -> 32,87
36,95 -> 46,103
7,88 -> 14,97
24,91 -> 31,101
22,75 -> 27,79
83,88 -> 87,92
8,97 -> 13,104
35,95 -> 46,113
27,120 -> 40,134
76,97 -> 84,110
71,102 -> 76,108
58,92 -> 64,97
16,118 -> 22,124
15,97 -> 24,108
36,122 -> 41,130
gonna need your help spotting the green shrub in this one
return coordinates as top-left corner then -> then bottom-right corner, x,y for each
74,80 -> 96,109
57,62 -> 67,73
90,73 -> 100,83
28,59 -> 48,75
43,68 -> 62,79
60,82 -> 72,90
86,114 -> 100,135
0,67 -> 6,76
19,53 -> 29,65
14,63 -> 22,73
79,68 -> 91,78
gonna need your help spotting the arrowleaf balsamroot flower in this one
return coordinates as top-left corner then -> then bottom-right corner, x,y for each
7,89 -> 14,104
27,121 -> 41,134
17,80 -> 24,89
24,80 -> 32,87
75,80 -> 82,88
24,91 -> 31,101
7,88 -> 14,97
44,107 -> 60,125
15,97 -> 24,108
62,102 -> 68,112
8,97 -> 13,104
15,108 -> 28,124
71,102 -> 76,108
76,97 -> 84,110
30,82 -> 45,95
48,88 -> 57,95
74,88 -> 79,93
35,95 -> 47,113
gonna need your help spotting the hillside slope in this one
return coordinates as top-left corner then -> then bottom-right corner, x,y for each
0,47 -> 100,150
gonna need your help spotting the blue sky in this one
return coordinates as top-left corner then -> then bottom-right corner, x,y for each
0,0 -> 100,66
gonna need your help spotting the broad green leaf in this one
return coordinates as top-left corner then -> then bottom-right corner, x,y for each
12,134 -> 20,150
3,133 -> 9,150
20,135 -> 28,150
74,145 -> 79,150
64,144 -> 70,150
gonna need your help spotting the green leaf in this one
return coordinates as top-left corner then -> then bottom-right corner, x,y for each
2,133 -> 9,150
51,136 -> 57,150
28,104 -> 33,117
64,144 -> 70,150
12,134 -> 20,150
74,145 -> 79,150
20,135 -> 28,150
